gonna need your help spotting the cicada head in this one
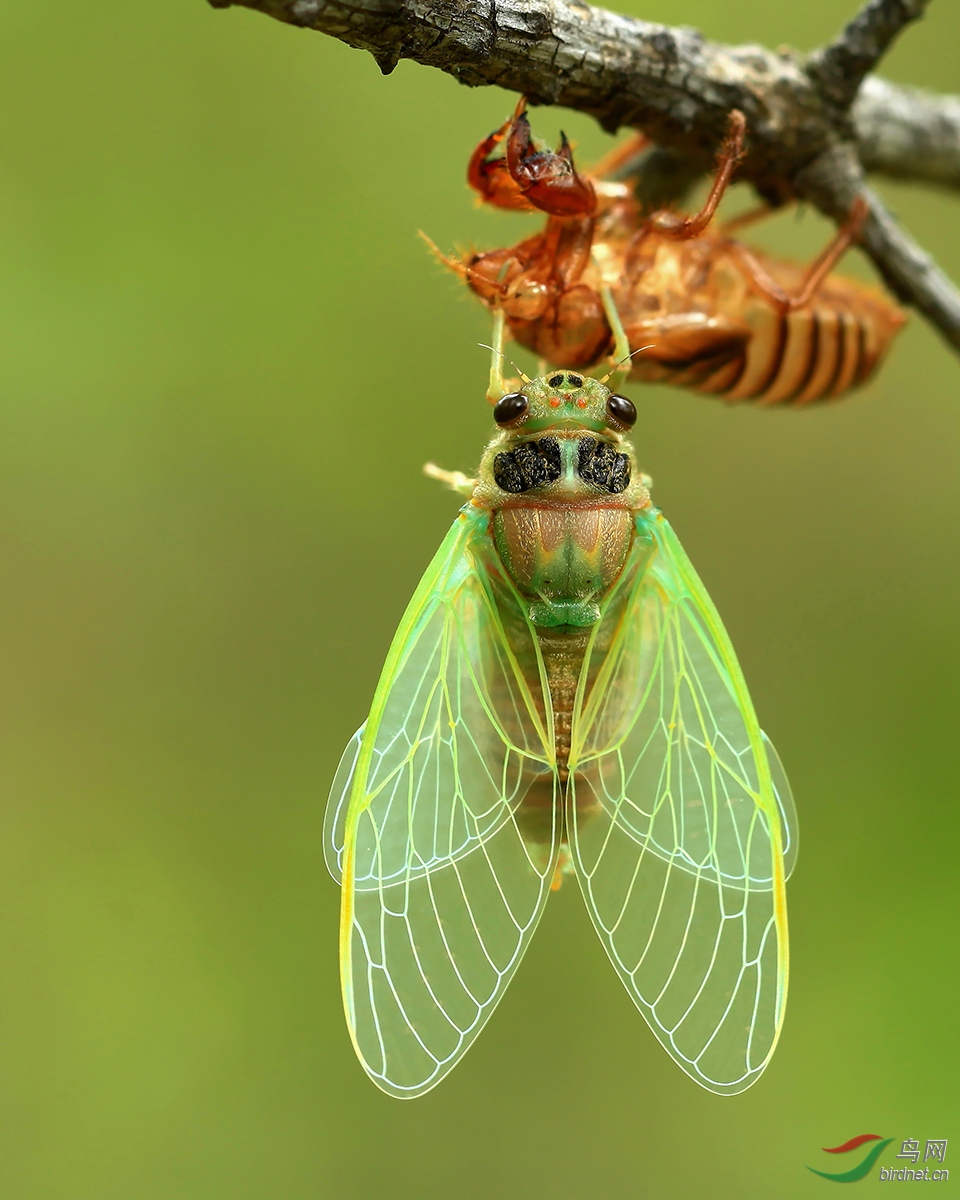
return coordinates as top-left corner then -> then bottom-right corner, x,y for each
491,370 -> 637,437
474,369 -> 648,510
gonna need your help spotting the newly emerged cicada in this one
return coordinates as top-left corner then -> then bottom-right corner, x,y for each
325,313 -> 798,1098
436,101 -> 904,404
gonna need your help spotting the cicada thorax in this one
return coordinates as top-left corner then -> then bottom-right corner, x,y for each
492,501 -> 634,628
474,419 -> 647,840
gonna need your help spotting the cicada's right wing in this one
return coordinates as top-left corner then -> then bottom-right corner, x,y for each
567,510 -> 797,1095
324,507 -> 559,1098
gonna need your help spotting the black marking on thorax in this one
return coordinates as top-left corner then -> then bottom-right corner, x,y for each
577,437 -> 630,494
494,437 -> 562,494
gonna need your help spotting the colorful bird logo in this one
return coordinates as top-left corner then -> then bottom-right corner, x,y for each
807,1135 -> 893,1182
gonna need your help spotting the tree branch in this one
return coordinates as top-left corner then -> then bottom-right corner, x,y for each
208,0 -> 960,357
855,76 -> 960,189
806,0 -> 929,111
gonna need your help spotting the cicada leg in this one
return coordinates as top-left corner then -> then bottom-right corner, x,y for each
485,306 -> 508,401
467,97 -> 597,217
595,266 -> 636,389
599,278 -> 630,364
467,104 -> 539,212
646,109 -> 747,239
422,463 -> 477,496
504,99 -> 596,217
727,196 -> 869,313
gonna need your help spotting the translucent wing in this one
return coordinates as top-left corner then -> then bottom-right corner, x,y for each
325,506 -> 559,1098
567,509 -> 794,1095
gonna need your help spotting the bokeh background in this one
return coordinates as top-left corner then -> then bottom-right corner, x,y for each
0,1 -> 957,1197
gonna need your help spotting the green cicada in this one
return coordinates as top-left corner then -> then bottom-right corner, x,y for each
325,310 -> 797,1099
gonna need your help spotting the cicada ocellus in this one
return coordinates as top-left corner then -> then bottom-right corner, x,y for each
325,312 -> 797,1098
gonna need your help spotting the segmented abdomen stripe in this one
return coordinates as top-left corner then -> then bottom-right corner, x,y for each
725,310 -> 788,401
759,308 -> 817,404
828,302 -> 861,400
855,305 -> 887,386
695,302 -> 883,406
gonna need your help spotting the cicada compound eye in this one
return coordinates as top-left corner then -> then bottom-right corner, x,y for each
493,392 -> 529,427
606,393 -> 637,429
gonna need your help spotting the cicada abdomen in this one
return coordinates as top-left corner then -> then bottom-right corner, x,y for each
613,234 -> 905,405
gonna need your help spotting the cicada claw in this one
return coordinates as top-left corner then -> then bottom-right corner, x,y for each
468,97 -> 596,217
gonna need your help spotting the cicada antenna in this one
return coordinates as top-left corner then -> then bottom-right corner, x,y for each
598,344 -> 655,385
477,343 -> 531,383
418,230 -> 469,277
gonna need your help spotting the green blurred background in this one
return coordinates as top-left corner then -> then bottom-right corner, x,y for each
0,1 -> 957,1197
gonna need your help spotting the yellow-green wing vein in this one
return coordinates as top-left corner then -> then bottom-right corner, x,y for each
325,507 -> 560,1098
567,510 -> 792,1094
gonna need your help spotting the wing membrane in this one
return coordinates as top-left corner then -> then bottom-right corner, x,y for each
326,508 -> 559,1098
568,510 -> 791,1094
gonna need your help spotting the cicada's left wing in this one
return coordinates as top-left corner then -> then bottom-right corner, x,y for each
325,507 -> 559,1099
567,510 -> 794,1095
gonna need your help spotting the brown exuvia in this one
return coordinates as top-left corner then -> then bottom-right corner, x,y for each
437,101 -> 905,406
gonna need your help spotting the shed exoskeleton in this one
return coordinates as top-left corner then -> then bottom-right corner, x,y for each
437,101 -> 904,405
